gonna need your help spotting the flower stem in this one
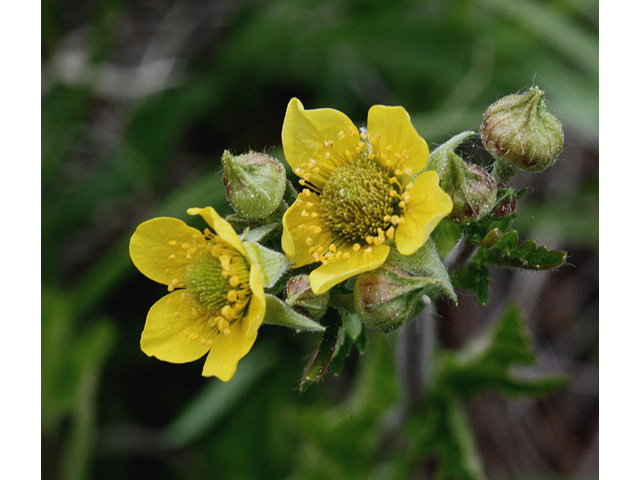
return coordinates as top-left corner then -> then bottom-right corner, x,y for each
444,234 -> 478,273
396,299 -> 436,404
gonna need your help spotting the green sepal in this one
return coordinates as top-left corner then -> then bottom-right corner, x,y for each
475,229 -> 567,270
426,130 -> 475,180
437,303 -> 567,399
387,238 -> 457,304
242,241 -> 293,288
240,222 -> 282,244
262,294 -> 325,332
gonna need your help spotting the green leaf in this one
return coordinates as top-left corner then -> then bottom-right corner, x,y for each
300,314 -> 342,392
439,303 -> 567,399
263,294 -> 326,332
475,229 -> 567,270
243,241 -> 293,288
327,312 -> 367,375
406,395 -> 487,480
451,262 -> 490,306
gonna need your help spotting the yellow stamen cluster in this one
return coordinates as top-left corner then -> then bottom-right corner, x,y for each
166,231 -> 251,338
292,128 -> 416,266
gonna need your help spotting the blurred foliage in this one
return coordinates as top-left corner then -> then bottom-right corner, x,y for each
42,0 -> 598,478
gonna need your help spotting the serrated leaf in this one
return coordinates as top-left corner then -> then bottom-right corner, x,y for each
405,395 -> 487,480
476,229 -> 567,270
451,262 -> 490,306
300,314 -> 341,392
263,294 -> 325,332
327,327 -> 352,376
438,303 -> 567,399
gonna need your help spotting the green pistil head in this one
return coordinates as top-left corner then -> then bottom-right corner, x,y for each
186,253 -> 231,312
321,161 -> 397,242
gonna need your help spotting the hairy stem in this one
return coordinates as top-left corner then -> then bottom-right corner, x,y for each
444,234 -> 478,273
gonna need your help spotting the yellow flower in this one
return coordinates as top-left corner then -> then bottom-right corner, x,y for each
281,98 -> 452,295
129,206 -> 266,381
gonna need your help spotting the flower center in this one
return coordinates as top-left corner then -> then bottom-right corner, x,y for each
185,239 -> 251,334
320,160 -> 398,243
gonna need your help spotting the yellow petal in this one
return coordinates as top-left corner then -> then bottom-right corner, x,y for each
395,171 -> 452,255
201,324 -> 258,381
282,98 -> 360,189
187,206 -> 245,256
130,217 -> 203,286
367,105 -> 430,174
282,192 -> 334,267
140,291 -> 211,363
244,264 -> 266,337
309,244 -> 390,294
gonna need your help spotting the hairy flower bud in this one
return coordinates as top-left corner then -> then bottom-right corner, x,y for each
354,264 -> 434,332
481,86 -> 564,173
285,274 -> 329,320
490,184 -> 517,218
441,151 -> 497,224
222,150 -> 287,219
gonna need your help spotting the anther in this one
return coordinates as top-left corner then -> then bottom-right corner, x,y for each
221,305 -> 234,320
168,254 -> 176,261
168,240 -> 177,246
386,226 -> 395,239
352,243 -> 361,252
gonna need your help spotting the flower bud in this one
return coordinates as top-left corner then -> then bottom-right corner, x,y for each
221,150 -> 287,219
481,86 -> 564,173
441,151 -> 497,224
490,184 -> 517,218
354,265 -> 433,332
285,274 -> 330,320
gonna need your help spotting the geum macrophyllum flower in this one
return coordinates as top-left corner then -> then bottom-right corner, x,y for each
281,98 -> 453,294
129,207 -> 266,381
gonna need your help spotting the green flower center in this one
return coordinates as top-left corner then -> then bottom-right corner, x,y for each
320,161 -> 397,243
185,244 -> 251,333
186,254 -> 230,312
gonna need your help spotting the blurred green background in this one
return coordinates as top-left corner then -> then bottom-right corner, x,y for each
42,0 -> 598,479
